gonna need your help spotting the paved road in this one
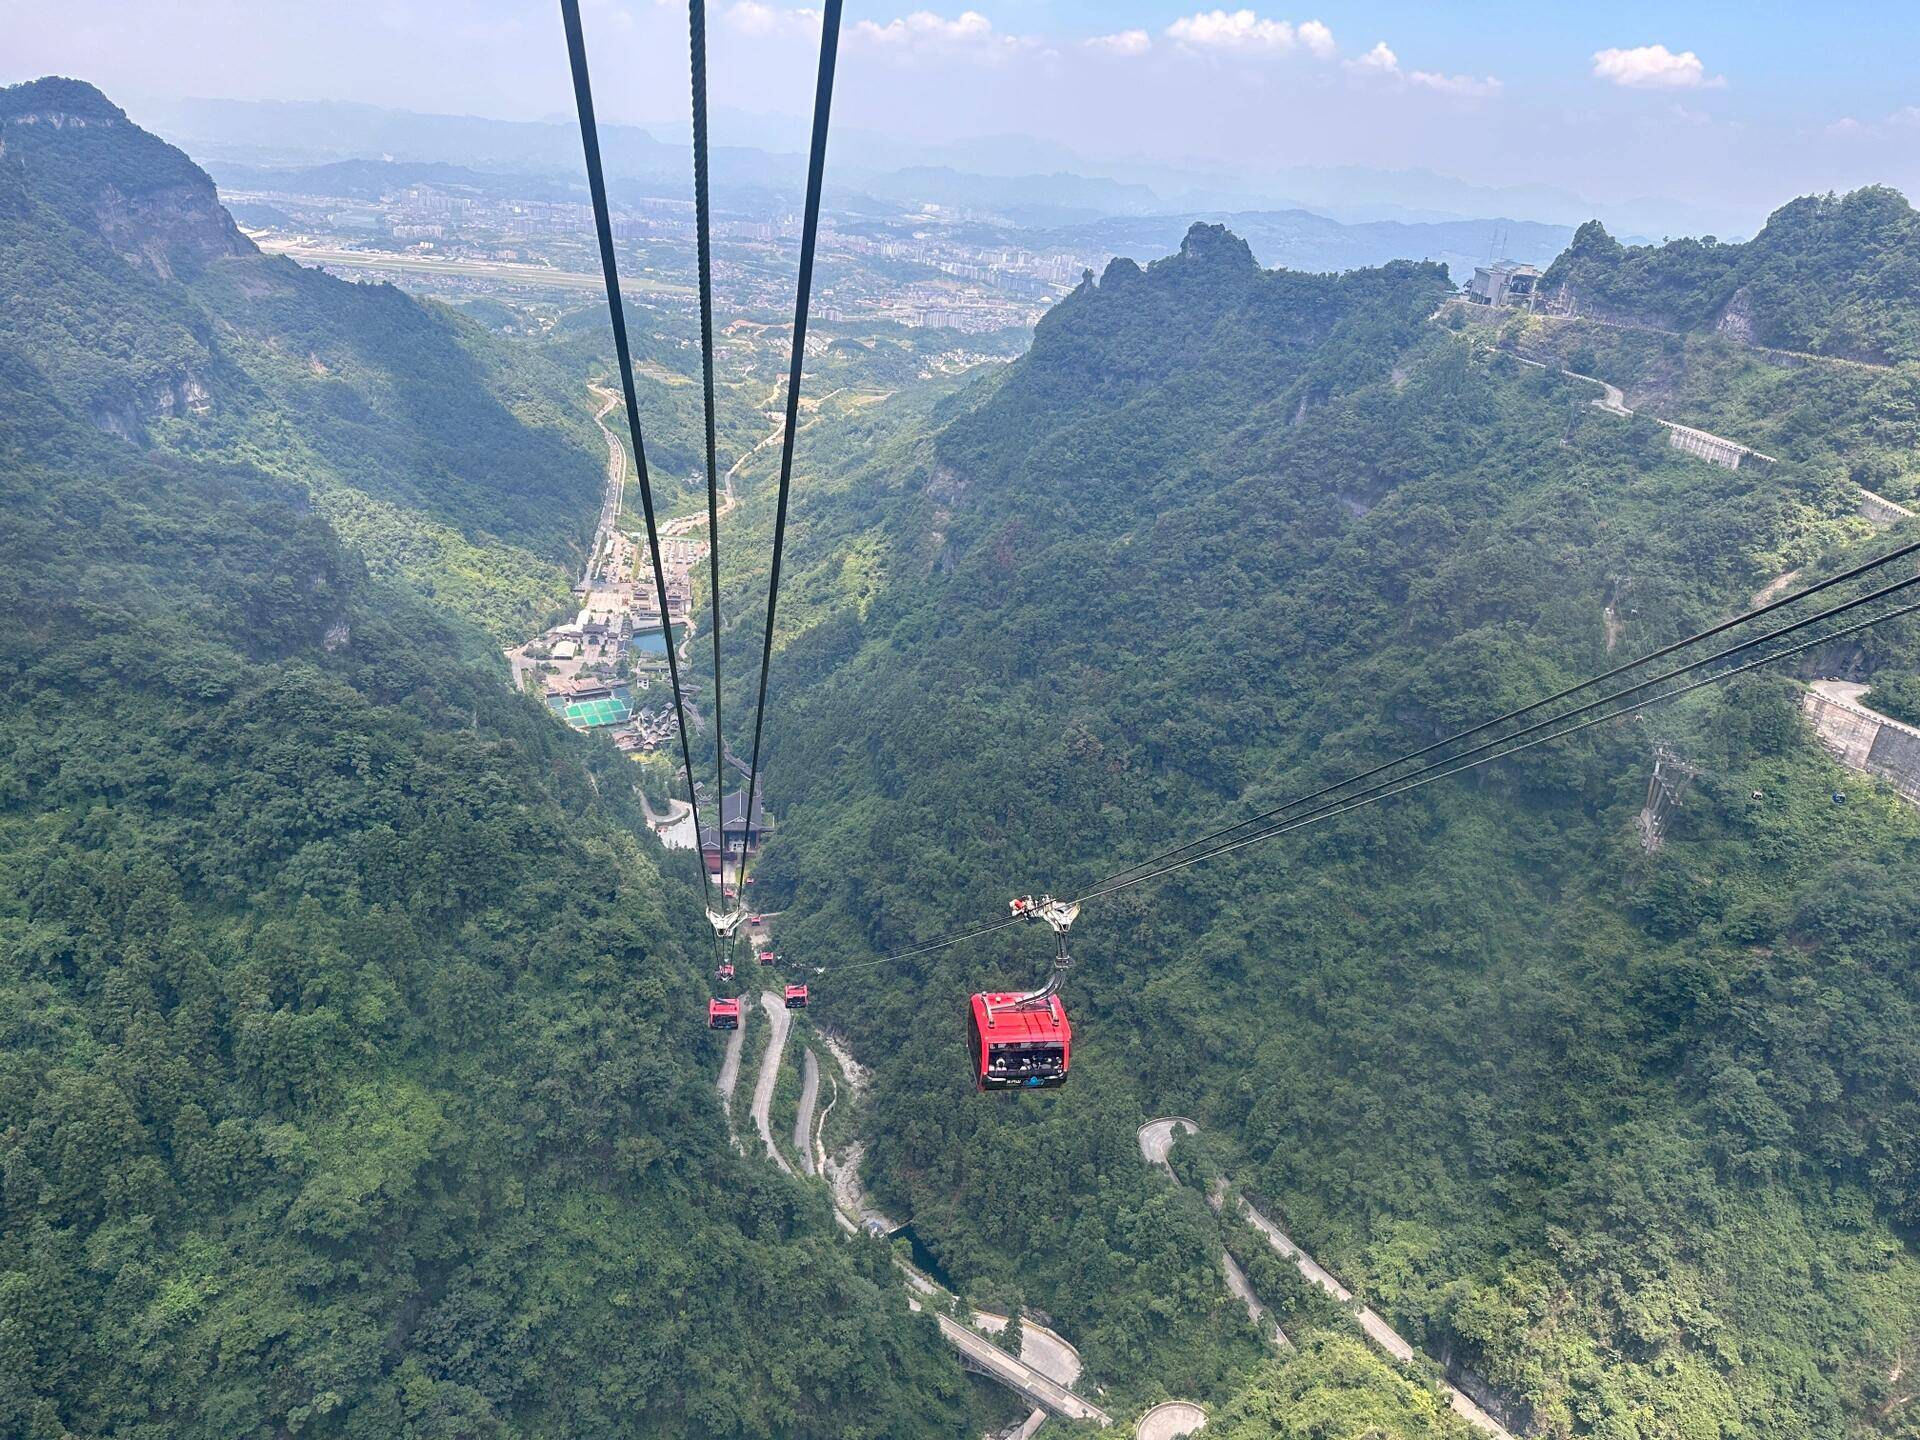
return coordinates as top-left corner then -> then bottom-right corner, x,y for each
769,1025 -> 1111,1423
1138,1119 -> 1515,1440
584,384 -> 626,580
1138,1116 -> 1198,1167
716,1011 -> 747,1119
973,1310 -> 1085,1389
751,991 -> 795,1174
1137,1119 -> 1287,1348
1580,373 -> 1631,416
930,1312 -> 1112,1425
794,1047 -> 820,1177
1136,1401 -> 1208,1439
1442,296 -> 1895,375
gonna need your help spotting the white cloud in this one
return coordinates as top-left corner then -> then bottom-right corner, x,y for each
1591,44 -> 1723,90
1411,69 -> 1502,99
1296,19 -> 1335,58
1164,10 -> 1333,56
1346,40 -> 1498,99
845,9 -> 1043,62
1085,28 -> 1151,56
723,1 -> 819,38
855,10 -> 990,45
1348,40 -> 1398,74
1826,105 -> 1920,139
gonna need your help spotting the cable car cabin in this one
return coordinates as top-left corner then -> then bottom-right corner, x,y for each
708,997 -> 740,1030
716,960 -> 734,981
757,949 -> 776,965
784,984 -> 809,1010
968,992 -> 1070,1091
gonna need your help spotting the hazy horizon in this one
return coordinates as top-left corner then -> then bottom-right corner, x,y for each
9,1 -> 1920,238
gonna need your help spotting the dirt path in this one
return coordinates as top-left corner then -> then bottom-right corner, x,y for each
793,1047 -> 820,1177
812,1073 -> 837,1176
1752,568 -> 1803,608
751,991 -> 794,1174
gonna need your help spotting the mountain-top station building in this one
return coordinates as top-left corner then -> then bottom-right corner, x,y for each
1466,261 -> 1543,310
700,790 -> 773,876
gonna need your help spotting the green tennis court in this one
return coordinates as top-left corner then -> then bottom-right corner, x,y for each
563,697 -> 632,727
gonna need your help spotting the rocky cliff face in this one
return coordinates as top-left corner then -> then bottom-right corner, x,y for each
87,174 -> 253,279
1,76 -> 254,279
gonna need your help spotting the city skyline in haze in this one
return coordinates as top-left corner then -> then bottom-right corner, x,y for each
8,1 -> 1920,237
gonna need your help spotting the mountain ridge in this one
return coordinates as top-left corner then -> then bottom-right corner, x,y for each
737,210 -> 1920,1434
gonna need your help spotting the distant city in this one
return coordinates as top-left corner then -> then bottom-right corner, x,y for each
225,176 -> 1085,337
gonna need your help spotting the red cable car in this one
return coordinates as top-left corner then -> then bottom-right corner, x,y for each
784,983 -> 809,1010
708,997 -> 740,1030
717,960 -> 734,980
969,991 -> 1070,1090
969,895 -> 1078,1091
757,948 -> 776,965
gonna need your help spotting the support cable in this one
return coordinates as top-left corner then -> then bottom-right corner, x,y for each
735,0 -> 843,899
560,0 -> 712,908
1073,595 -> 1920,905
1095,538 -> 1920,889
1085,563 -> 1920,895
818,582 -> 1920,974
688,0 -> 728,963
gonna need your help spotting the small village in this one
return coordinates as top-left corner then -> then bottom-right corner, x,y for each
502,383 -> 781,872
505,515 -> 696,758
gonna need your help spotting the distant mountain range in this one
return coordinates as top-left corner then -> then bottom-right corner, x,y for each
1041,209 -> 1580,280
133,92 -> 1738,239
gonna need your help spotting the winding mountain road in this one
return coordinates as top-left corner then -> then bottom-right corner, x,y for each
1139,1120 -> 1287,1349
719,921 -> 1107,1423
794,1047 -> 820,1177
715,1011 -> 747,1120
1139,1119 -> 1514,1440
1135,1401 -> 1208,1439
751,991 -> 795,1174
925,1311 -> 1111,1425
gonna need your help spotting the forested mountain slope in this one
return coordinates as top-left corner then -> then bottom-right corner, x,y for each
0,77 -> 604,639
745,222 -> 1920,1434
0,81 -> 967,1440
1539,187 -> 1920,366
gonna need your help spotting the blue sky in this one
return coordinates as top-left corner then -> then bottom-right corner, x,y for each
8,1 -> 1920,233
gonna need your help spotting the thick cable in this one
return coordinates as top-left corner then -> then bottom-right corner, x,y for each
822,590 -> 1920,974
736,0 -> 842,897
1082,564 -> 1920,895
560,0 -> 712,907
1095,539 -> 1920,887
688,0 -> 728,963
1074,596 -> 1920,904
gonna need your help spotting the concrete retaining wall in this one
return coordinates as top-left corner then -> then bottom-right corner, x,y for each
1803,689 -> 1920,804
